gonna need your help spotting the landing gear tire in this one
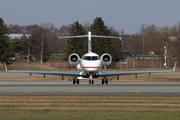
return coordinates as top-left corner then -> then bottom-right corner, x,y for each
102,79 -> 108,84
73,79 -> 75,84
106,79 -> 108,84
89,80 -> 91,84
77,79 -> 79,84
102,79 -> 104,84
73,79 -> 79,84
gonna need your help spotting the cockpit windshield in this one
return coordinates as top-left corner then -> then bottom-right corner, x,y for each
92,56 -> 98,60
85,56 -> 91,60
82,56 -> 100,61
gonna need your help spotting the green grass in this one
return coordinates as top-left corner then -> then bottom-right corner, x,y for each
1,110 -> 180,120
0,95 -> 180,120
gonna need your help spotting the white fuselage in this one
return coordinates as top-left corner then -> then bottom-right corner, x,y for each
80,52 -> 101,73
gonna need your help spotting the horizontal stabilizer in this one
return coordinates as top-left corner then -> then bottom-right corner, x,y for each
91,35 -> 120,39
59,35 -> 121,39
59,31 -> 121,53
59,35 -> 88,39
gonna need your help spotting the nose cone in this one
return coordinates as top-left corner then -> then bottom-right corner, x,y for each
81,52 -> 101,72
81,60 -> 101,72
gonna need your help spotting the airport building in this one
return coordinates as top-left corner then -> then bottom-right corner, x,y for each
8,34 -> 30,41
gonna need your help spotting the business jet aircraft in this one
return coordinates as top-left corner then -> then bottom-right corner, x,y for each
4,31 -> 176,84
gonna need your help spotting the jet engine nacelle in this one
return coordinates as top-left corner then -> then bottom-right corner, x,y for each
69,53 -> 80,66
101,53 -> 112,66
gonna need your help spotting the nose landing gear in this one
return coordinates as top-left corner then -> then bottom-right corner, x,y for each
89,75 -> 94,84
89,80 -> 94,84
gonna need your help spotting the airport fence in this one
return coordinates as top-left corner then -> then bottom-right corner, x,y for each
8,61 -> 75,70
112,59 -> 178,69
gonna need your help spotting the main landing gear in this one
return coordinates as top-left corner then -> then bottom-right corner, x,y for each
73,79 -> 79,84
102,78 -> 108,84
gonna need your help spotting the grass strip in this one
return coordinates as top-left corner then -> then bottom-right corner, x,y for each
0,95 -> 180,120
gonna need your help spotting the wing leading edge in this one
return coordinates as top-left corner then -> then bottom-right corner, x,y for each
99,70 -> 173,76
5,70 -> 81,76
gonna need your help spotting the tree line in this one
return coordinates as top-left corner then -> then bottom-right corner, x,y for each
1,16 -> 180,66
0,17 -> 123,65
126,24 -> 180,62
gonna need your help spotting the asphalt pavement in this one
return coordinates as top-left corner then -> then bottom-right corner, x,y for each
0,72 -> 180,95
0,82 -> 180,95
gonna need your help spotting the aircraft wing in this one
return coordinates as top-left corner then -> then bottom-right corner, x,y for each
4,62 -> 81,76
99,70 -> 173,76
5,70 -> 81,76
99,61 -> 176,76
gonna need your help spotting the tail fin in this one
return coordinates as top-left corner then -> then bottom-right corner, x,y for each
88,31 -> 91,52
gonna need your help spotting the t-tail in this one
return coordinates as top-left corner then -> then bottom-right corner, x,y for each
58,31 -> 121,53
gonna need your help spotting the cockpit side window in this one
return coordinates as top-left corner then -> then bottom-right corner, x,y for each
82,56 -> 86,60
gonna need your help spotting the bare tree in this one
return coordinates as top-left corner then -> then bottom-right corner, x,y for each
26,24 -> 40,34
120,29 -> 125,37
8,24 -> 22,34
41,23 -> 58,53
83,21 -> 90,34
58,24 -> 71,54
33,27 -> 49,64
144,25 -> 163,58
127,33 -> 143,60
21,34 -> 32,63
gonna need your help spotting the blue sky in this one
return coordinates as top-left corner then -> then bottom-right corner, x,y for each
1,0 -> 180,35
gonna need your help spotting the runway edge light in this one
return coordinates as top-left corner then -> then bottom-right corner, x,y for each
137,90 -> 139,95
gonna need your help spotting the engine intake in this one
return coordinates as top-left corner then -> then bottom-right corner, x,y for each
69,53 -> 80,66
101,53 -> 112,66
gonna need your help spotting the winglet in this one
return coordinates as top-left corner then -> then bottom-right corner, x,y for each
173,61 -> 177,72
4,61 -> 8,72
